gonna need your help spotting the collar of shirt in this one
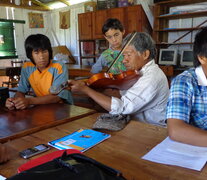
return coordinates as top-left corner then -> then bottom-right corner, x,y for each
109,46 -> 121,52
195,65 -> 207,86
140,59 -> 155,74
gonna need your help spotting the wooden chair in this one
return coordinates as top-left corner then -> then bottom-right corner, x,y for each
2,67 -> 21,88
11,60 -> 24,67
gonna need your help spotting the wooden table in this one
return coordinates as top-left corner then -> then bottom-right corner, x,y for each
67,64 -> 92,78
1,113 -> 206,180
0,103 -> 96,143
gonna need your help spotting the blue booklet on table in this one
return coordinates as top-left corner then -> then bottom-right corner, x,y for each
48,129 -> 111,152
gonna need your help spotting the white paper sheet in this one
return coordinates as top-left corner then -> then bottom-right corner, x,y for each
0,175 -> 6,180
142,137 -> 207,171
167,138 -> 207,157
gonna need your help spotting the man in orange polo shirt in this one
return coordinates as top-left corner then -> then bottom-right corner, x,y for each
6,34 -> 73,110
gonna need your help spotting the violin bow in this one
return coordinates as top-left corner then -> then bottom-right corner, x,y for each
106,31 -> 137,73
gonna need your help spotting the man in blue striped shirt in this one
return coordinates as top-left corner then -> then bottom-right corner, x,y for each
166,26 -> 207,146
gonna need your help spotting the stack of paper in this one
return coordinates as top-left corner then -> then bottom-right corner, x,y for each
0,175 -> 6,180
142,137 -> 207,171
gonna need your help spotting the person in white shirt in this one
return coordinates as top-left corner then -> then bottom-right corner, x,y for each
68,32 -> 169,126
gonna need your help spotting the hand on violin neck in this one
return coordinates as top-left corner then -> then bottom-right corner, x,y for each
67,79 -> 89,93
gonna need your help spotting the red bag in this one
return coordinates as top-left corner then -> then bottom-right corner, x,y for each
18,149 -> 81,173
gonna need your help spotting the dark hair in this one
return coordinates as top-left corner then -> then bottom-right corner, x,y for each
123,32 -> 156,60
193,26 -> 207,67
102,18 -> 124,35
25,34 -> 53,65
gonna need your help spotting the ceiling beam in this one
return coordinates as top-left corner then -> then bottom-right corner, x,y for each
59,0 -> 70,6
0,2 -> 50,11
30,0 -> 51,10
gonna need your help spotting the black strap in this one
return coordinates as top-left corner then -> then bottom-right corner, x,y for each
66,153 -> 123,177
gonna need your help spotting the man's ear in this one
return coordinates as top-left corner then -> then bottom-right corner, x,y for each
122,30 -> 125,36
143,50 -> 150,61
198,55 -> 207,65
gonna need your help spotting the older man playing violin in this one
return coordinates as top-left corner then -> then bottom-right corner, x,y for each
68,32 -> 169,126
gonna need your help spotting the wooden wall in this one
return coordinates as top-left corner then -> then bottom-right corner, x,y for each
0,3 -> 85,64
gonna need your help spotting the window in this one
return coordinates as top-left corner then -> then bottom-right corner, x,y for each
0,21 -> 17,59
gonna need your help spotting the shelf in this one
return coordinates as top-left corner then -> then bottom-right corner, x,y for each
155,0 -> 207,7
79,40 -> 96,66
156,42 -> 193,45
155,27 -> 201,32
81,55 -> 99,58
153,0 -> 206,78
78,39 -> 95,42
158,11 -> 207,19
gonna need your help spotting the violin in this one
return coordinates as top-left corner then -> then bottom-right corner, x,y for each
50,69 -> 140,94
86,70 -> 140,90
86,31 -> 140,90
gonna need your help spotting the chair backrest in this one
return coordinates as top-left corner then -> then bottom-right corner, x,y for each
2,67 -> 21,88
11,60 -> 24,67
5,67 -> 21,77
